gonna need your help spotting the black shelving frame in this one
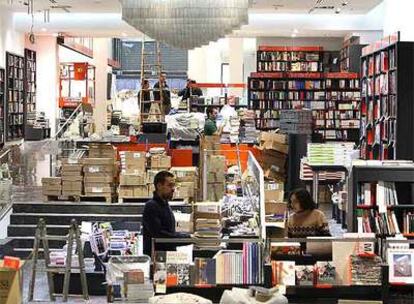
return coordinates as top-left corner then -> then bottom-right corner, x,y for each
347,165 -> 414,235
6,52 -> 25,141
0,68 -> 5,147
360,39 -> 414,161
24,48 -> 36,136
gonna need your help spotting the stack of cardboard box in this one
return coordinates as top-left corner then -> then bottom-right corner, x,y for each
170,167 -> 198,201
257,132 -> 288,182
150,153 -> 171,170
61,159 -> 83,197
264,181 -> 286,216
42,177 -> 62,197
206,155 -> 226,201
119,151 -> 148,200
83,158 -> 116,200
88,143 -> 117,159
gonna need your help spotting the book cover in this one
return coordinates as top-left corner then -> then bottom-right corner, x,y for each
176,264 -> 191,286
166,264 -> 178,287
296,265 -> 314,286
316,261 -> 336,285
272,261 -> 296,286
154,262 -> 167,293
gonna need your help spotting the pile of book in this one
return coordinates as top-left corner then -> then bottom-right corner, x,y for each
307,143 -> 356,166
193,202 -> 222,250
238,109 -> 258,144
349,254 -> 382,286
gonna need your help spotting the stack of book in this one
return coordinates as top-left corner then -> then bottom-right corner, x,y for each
307,143 -> 356,166
193,202 -> 223,250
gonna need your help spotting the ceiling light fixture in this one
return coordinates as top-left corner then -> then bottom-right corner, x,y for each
121,32 -> 128,37
342,1 -> 349,6
335,7 -> 341,14
291,33 -> 297,38
119,0 -> 249,49
52,33 -> 59,37
41,27 -> 47,32
44,9 -> 50,23
293,29 -> 299,34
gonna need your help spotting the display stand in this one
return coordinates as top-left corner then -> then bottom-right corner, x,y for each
347,164 -> 414,234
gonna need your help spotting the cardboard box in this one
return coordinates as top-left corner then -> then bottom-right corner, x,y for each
0,266 -> 22,304
61,158 -> 82,165
260,149 -> 287,174
41,177 -> 61,185
82,158 -> 114,165
61,164 -> 83,173
122,151 -> 146,164
62,190 -> 81,196
61,175 -> 83,182
88,143 -> 117,159
265,202 -> 287,215
43,184 -> 62,191
134,185 -> 149,198
124,163 -> 146,174
206,183 -> 225,202
120,173 -> 146,186
148,184 -> 155,194
174,182 -> 195,199
260,132 -> 288,145
146,170 -> 160,184
43,190 -> 61,196
207,172 -> 225,183
265,189 -> 284,202
207,155 -> 226,173
119,186 -> 135,197
151,155 -> 171,169
84,186 -> 113,194
83,164 -> 114,174
170,167 -> 198,182
62,181 -> 82,191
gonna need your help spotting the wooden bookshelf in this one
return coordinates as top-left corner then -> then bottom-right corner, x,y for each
0,68 -> 5,146
323,72 -> 361,143
6,52 -> 25,141
257,46 -> 323,73
360,34 -> 414,160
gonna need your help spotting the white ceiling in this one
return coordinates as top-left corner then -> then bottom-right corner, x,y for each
4,0 -> 385,38
250,0 -> 383,14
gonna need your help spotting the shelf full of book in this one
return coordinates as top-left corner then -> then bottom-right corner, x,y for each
6,52 -> 25,141
322,72 -> 361,143
0,68 -> 5,146
257,46 -> 323,73
360,38 -> 414,160
347,164 -> 414,237
24,48 -> 36,137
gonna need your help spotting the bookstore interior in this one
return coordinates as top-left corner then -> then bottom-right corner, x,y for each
1,0 -> 414,303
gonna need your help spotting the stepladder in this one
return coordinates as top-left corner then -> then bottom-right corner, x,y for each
28,218 -> 89,302
138,36 -> 166,125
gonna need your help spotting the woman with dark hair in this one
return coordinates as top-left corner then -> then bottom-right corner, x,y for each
286,188 -> 330,238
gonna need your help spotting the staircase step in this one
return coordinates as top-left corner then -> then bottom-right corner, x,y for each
5,237 -> 67,250
12,201 -> 191,214
7,224 -> 70,237
10,213 -> 142,225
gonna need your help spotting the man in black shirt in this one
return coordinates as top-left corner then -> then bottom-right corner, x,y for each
153,72 -> 171,115
178,79 -> 203,101
143,171 -> 185,256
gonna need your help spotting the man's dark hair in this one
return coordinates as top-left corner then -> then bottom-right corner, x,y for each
154,171 -> 174,189
142,79 -> 149,86
288,188 -> 317,211
206,106 -> 218,118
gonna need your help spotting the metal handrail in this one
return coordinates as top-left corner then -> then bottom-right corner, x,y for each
55,102 -> 83,139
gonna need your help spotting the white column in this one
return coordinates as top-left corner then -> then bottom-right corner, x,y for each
228,38 -> 244,96
92,38 -> 110,134
383,0 -> 414,41
36,36 -> 59,137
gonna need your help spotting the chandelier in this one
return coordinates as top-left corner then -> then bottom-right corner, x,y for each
119,0 -> 250,49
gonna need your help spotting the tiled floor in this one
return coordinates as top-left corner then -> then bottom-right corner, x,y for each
11,140 -> 345,303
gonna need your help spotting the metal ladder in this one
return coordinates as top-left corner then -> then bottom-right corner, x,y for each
28,218 -> 89,302
139,35 -> 165,125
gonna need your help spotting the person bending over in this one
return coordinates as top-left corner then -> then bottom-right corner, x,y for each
286,188 -> 330,238
143,171 -> 187,256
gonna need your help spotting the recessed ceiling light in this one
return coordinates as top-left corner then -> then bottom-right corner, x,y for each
121,32 -> 128,37
335,7 -> 341,14
293,29 -> 299,34
291,33 -> 297,38
41,28 -> 47,32
52,33 -> 59,37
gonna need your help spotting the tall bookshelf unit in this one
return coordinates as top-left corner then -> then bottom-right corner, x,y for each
360,34 -> 414,160
340,36 -> 366,73
24,49 -> 37,133
323,72 -> 361,142
0,68 -> 5,146
6,52 -> 25,141
248,72 -> 286,130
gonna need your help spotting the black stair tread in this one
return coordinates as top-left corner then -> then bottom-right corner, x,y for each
11,213 -> 142,217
